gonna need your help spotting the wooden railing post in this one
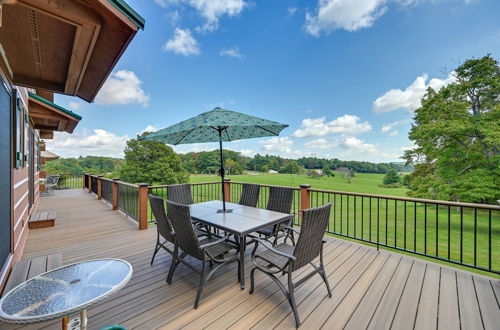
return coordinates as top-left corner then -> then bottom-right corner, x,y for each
223,178 -> 231,202
97,176 -> 103,200
138,183 -> 149,230
112,178 -> 120,210
300,184 -> 311,218
82,173 -> 86,189
88,174 -> 92,193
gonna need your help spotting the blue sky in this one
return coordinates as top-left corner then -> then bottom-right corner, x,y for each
47,0 -> 500,162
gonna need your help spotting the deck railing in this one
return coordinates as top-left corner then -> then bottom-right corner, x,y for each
46,173 -> 83,190
80,174 -> 499,275
307,189 -> 499,274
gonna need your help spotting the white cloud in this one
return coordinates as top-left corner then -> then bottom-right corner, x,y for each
373,72 -> 456,113
139,125 -> 159,135
95,70 -> 150,107
173,0 -> 248,32
46,129 -> 129,158
220,46 -> 244,59
338,136 -> 377,153
381,119 -> 409,136
164,28 -> 201,56
260,136 -> 294,154
304,138 -> 331,149
293,114 -> 372,138
287,7 -> 298,17
304,0 -> 387,36
167,10 -> 181,26
68,101 -> 82,111
239,149 -> 254,157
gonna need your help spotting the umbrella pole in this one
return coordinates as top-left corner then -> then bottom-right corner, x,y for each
218,129 -> 226,212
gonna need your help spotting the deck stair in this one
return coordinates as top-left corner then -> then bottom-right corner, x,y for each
28,211 -> 56,229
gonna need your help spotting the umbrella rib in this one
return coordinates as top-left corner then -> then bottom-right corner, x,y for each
224,128 -> 231,142
175,127 -> 199,145
256,125 -> 279,136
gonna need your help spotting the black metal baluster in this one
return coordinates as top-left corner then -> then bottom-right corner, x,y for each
347,195 -> 349,237
474,208 -> 477,267
377,198 -> 380,250
394,200 -> 397,247
333,193 -> 336,232
385,198 -> 388,245
489,209 -> 492,271
414,202 -> 417,252
448,205 -> 451,261
424,203 -> 427,254
404,201 -> 407,250
460,207 -> 463,264
369,197 -> 372,241
436,204 -> 439,257
340,194 -> 343,235
354,196 -> 357,238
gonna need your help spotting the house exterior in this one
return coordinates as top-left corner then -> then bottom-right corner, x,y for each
0,0 -> 144,292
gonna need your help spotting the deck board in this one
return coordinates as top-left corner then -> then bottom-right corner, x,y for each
0,189 -> 497,330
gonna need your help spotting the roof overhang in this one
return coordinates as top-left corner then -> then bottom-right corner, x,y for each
0,0 -> 144,102
28,92 -> 82,136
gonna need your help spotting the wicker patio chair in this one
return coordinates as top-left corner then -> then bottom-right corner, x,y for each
249,203 -> 333,328
149,194 -> 207,267
166,200 -> 240,309
238,183 -> 260,207
254,186 -> 295,244
167,184 -> 193,204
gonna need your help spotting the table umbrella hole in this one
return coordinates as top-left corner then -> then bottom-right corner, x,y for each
70,279 -> 81,285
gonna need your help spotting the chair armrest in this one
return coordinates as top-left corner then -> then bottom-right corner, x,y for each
282,226 -> 300,235
199,233 -> 233,250
253,237 -> 296,261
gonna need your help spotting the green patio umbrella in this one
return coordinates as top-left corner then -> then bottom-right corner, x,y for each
141,107 -> 288,212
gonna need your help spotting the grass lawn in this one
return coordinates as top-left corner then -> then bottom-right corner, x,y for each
190,172 -> 409,197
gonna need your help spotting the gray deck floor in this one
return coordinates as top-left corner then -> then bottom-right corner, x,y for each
1,189 -> 498,330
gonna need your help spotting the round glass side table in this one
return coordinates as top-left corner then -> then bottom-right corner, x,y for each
0,259 -> 132,330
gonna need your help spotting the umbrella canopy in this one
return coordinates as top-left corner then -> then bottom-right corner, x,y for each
41,150 -> 60,161
143,107 -> 288,145
142,107 -> 288,212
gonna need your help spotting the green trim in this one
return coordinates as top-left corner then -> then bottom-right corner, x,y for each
107,0 -> 145,30
28,92 -> 82,120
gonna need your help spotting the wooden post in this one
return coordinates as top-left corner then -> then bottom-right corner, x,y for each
223,178 -> 231,202
97,176 -> 103,200
138,183 -> 149,230
82,173 -> 86,189
112,178 -> 119,210
88,175 -> 92,193
300,184 -> 311,218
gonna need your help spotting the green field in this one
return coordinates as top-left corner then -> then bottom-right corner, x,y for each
189,172 -> 409,197
187,172 -> 499,277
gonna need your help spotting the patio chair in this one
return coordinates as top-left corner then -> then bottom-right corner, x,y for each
254,186 -> 295,244
167,183 -> 211,235
43,174 -> 60,195
167,184 -> 193,204
249,203 -> 332,328
238,183 -> 260,207
149,194 -> 208,267
166,200 -> 240,309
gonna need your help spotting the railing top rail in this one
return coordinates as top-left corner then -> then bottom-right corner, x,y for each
229,181 -> 301,191
117,181 -> 140,188
100,177 -> 114,182
309,188 -> 500,210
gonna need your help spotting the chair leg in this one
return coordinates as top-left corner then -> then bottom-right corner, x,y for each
319,247 -> 332,298
237,258 -> 241,283
167,245 -> 178,284
249,267 -> 257,294
287,271 -> 301,328
150,233 -> 161,265
194,260 -> 206,309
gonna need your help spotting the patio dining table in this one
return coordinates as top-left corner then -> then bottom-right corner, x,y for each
189,200 -> 293,290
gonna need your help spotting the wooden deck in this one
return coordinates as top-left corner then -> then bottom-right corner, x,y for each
1,189 -> 499,330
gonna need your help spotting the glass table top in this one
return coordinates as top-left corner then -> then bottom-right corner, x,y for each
0,259 -> 132,323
